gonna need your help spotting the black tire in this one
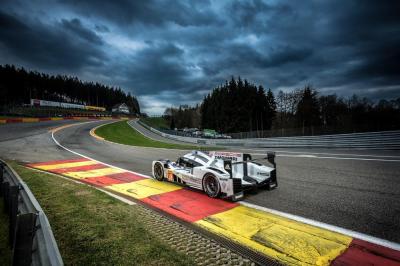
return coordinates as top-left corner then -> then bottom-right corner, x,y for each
153,162 -> 164,181
202,173 -> 220,198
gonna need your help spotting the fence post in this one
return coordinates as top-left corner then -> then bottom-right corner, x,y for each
9,185 -> 19,246
2,181 -> 9,213
0,162 -> 3,183
12,213 -> 38,266
0,163 -> 3,197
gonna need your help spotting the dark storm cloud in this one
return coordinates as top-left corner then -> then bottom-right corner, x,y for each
228,0 -> 293,28
61,18 -> 103,45
120,43 -> 190,94
60,0 -> 220,27
311,1 -> 400,85
0,11 -> 105,71
0,0 -> 399,114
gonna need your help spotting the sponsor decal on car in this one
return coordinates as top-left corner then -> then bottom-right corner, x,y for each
211,151 -> 243,162
167,170 -> 174,181
257,172 -> 269,176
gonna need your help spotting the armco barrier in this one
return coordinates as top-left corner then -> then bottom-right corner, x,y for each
136,120 -> 400,149
0,159 -> 63,266
135,120 -> 201,144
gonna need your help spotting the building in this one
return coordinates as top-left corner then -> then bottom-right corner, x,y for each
112,103 -> 130,114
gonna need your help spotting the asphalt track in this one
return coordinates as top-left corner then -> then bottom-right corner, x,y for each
0,120 -> 399,244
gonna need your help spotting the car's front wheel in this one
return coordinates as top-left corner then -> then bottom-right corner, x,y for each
153,162 -> 164,181
202,173 -> 220,198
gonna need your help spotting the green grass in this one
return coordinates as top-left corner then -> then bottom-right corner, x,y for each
141,117 -> 170,130
96,120 -> 220,150
0,200 -> 12,265
9,162 -> 194,265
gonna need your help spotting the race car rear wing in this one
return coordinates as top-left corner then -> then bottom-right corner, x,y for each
223,152 -> 276,179
267,152 -> 276,167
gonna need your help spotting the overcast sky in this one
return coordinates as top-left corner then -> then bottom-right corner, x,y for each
0,0 -> 399,114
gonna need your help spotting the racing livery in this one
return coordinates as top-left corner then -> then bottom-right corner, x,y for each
152,151 -> 277,201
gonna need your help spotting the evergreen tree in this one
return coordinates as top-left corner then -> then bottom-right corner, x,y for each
295,85 -> 322,133
0,65 -> 140,114
265,89 -> 277,130
199,77 -> 275,133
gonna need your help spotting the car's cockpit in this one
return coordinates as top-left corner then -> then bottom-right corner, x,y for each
176,157 -> 202,168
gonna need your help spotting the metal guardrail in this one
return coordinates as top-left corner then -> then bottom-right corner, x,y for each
137,120 -> 400,149
136,120 -> 203,144
0,159 -> 63,266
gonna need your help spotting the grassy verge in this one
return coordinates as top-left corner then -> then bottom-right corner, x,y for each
9,162 -> 194,265
96,120 -> 221,150
0,200 -> 12,265
141,117 -> 170,130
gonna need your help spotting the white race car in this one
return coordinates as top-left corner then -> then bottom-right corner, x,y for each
152,151 -> 277,201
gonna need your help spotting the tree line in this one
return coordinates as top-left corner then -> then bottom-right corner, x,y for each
275,86 -> 400,135
201,77 -> 276,133
0,65 -> 140,114
163,77 -> 400,135
163,105 -> 201,129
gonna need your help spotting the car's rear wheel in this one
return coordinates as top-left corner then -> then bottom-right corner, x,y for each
153,162 -> 164,181
203,173 -> 220,198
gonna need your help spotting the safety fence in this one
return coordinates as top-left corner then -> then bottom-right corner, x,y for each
0,159 -> 63,266
137,120 -> 400,149
226,123 -> 400,138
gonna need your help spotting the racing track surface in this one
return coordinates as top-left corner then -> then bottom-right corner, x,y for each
0,120 -> 87,162
1,120 -> 400,244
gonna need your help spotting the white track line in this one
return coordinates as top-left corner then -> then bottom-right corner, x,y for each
242,149 -> 400,158
51,123 -> 400,251
51,122 -> 149,178
253,153 -> 400,162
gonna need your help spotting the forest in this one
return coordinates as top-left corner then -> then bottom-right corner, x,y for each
201,77 -> 276,133
163,77 -> 400,136
0,65 -> 140,114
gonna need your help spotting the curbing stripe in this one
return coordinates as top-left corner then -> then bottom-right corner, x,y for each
141,189 -> 238,222
22,118 -> 40,122
28,157 -> 400,265
24,165 -> 137,206
32,160 -> 98,170
48,163 -> 108,174
108,178 -> 182,199
63,167 -> 126,179
0,116 -> 119,125
27,158 -> 90,167
332,239 -> 400,265
89,125 -> 105,140
96,171 -> 145,183
195,205 -> 352,266
30,158 -> 351,264
80,175 -> 133,187
240,201 -> 400,252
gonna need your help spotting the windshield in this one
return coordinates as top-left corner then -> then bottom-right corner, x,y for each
209,159 -> 224,169
193,154 -> 209,163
